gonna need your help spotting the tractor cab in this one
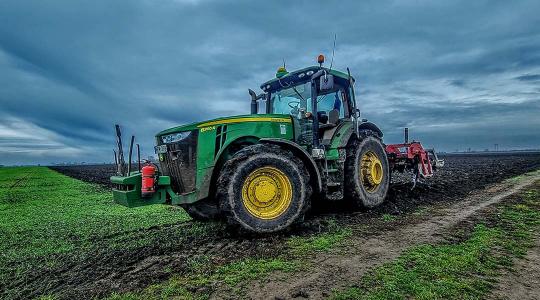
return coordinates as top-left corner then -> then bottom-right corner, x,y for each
251,56 -> 359,154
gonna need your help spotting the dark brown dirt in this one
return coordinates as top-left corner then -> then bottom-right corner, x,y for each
377,153 -> 540,216
50,163 -> 118,188
33,153 -> 540,299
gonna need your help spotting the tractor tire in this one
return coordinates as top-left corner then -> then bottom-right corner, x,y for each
181,199 -> 220,221
345,132 -> 390,208
216,144 -> 312,233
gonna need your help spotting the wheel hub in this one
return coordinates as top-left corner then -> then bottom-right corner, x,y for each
253,179 -> 277,202
360,151 -> 384,192
242,166 -> 292,220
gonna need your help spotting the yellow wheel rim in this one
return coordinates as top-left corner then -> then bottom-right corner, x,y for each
360,151 -> 384,193
241,166 -> 293,220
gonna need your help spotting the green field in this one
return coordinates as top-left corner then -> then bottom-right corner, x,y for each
0,166 -> 350,299
0,167 -> 190,299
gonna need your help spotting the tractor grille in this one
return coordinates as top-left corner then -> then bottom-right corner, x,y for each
158,130 -> 198,194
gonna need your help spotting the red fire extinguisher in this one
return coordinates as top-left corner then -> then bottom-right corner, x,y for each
141,163 -> 157,198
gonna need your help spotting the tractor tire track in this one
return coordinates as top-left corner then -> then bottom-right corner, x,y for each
1,170 -> 34,205
3,170 -> 33,190
8,173 -> 30,189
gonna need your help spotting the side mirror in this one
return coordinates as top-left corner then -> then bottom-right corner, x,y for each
319,74 -> 334,91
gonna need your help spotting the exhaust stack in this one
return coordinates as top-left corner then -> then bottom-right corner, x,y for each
137,144 -> 141,172
404,127 -> 409,144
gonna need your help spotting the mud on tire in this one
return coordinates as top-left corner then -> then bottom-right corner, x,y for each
345,131 -> 390,208
181,199 -> 220,221
216,144 -> 312,233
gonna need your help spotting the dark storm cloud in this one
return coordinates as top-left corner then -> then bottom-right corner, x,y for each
1,0 -> 540,165
515,74 -> 540,82
449,79 -> 466,87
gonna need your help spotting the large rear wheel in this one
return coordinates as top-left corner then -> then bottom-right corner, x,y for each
345,134 -> 390,208
216,144 -> 311,233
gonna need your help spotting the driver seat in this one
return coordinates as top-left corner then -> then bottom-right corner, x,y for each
318,109 -> 339,130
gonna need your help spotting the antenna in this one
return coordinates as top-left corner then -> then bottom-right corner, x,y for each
329,33 -> 337,70
282,58 -> 286,69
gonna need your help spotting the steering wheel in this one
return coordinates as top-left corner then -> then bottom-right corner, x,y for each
288,101 -> 300,109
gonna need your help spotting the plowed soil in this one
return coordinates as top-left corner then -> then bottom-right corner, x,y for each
41,153 -> 540,299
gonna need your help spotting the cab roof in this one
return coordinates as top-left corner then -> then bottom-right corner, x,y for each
260,66 -> 355,93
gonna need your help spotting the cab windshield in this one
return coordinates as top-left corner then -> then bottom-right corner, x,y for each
270,82 -> 345,119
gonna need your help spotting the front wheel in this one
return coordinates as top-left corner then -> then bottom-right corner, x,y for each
345,135 -> 390,208
216,144 -> 312,233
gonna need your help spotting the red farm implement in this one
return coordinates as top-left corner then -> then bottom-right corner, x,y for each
385,128 -> 444,188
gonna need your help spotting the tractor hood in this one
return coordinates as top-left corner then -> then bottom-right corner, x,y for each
156,114 -> 292,137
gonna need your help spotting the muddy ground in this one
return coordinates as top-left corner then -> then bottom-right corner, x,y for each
50,163 -> 118,188
41,153 -> 540,299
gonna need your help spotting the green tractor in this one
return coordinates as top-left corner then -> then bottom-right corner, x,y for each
111,55 -> 390,233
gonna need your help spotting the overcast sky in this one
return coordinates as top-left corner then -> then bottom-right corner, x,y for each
1,0 -> 539,165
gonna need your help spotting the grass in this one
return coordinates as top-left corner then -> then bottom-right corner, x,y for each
381,214 -> 396,222
332,184 -> 540,300
507,169 -> 540,183
0,167 -> 193,298
216,258 -> 299,285
287,226 -> 352,254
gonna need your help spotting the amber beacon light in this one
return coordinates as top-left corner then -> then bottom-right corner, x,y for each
317,54 -> 325,66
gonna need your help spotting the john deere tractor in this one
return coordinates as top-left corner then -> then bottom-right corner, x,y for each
111,55 -> 389,232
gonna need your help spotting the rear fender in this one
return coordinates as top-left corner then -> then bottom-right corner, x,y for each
338,121 -> 384,148
358,122 -> 383,138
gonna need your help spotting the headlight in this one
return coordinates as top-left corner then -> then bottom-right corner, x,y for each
161,131 -> 191,144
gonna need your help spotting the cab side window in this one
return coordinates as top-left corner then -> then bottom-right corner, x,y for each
317,89 -> 345,119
